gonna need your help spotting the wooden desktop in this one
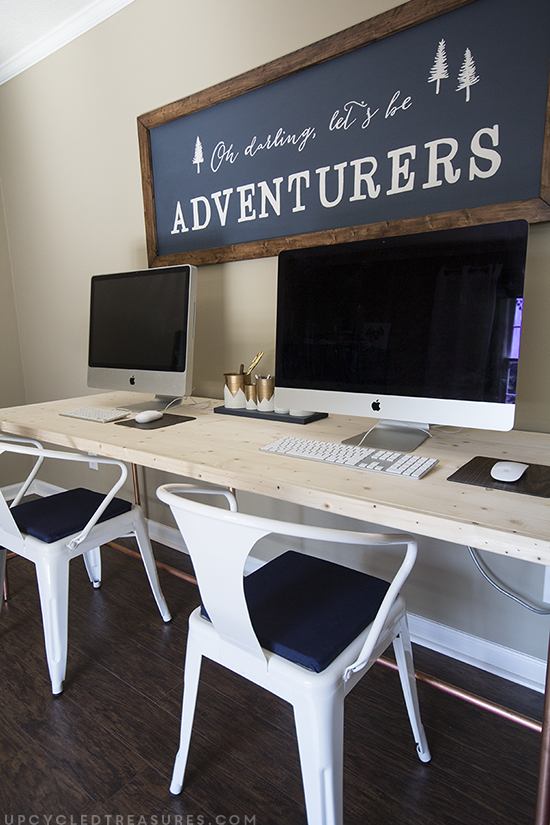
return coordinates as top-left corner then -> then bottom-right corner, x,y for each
0,391 -> 548,560
1,390 -> 550,823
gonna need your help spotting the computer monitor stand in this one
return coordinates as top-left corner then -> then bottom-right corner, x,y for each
117,395 -> 183,413
342,420 -> 430,452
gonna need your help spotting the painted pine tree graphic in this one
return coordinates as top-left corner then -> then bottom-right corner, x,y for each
192,136 -> 204,173
456,47 -> 479,101
428,39 -> 449,94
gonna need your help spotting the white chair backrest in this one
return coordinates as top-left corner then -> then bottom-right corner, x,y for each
0,435 -> 46,550
0,440 -> 129,549
0,434 -> 45,506
157,483 -> 417,677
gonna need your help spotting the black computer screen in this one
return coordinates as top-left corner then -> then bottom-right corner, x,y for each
89,267 -> 191,372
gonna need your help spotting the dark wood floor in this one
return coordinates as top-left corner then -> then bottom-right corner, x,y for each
0,539 -> 545,824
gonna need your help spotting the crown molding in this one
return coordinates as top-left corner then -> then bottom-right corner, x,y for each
0,0 -> 135,86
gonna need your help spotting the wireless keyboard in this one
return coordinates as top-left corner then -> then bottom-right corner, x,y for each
260,436 -> 438,478
60,407 -> 129,423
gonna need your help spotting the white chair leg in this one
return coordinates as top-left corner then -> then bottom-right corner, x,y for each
293,691 -> 345,825
34,554 -> 70,694
132,508 -> 171,622
82,546 -> 102,588
393,617 -> 431,762
0,546 -> 6,612
171,634 -> 203,795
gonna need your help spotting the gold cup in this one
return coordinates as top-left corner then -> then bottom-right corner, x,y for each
224,373 -> 246,408
224,373 -> 245,396
245,383 -> 257,410
256,376 -> 275,410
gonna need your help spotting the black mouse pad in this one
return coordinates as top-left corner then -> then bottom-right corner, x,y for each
115,413 -> 195,430
447,456 -> 550,497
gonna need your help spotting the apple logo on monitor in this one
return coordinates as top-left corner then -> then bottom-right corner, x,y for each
372,400 -> 381,412
129,375 -> 136,385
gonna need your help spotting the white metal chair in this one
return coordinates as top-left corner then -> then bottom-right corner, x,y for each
0,437 -> 171,694
157,482 -> 430,825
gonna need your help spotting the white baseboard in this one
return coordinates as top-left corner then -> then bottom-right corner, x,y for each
3,481 -> 545,694
407,613 -> 546,693
1,480 -> 65,500
147,520 -> 188,552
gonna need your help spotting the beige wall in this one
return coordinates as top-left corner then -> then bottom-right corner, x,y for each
0,178 -> 25,408
1,0 -> 549,662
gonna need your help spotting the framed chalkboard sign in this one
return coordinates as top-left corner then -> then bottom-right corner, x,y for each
138,0 -> 550,268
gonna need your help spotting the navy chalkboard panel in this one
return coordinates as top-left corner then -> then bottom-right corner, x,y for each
138,0 -> 550,267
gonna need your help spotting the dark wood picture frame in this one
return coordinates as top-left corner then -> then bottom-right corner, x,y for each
137,0 -> 550,268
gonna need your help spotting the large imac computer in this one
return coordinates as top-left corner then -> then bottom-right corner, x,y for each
275,220 -> 529,451
87,264 -> 197,412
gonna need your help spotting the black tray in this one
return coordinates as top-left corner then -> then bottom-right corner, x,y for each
214,406 -> 328,425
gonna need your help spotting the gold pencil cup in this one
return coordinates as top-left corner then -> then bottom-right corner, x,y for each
256,377 -> 275,411
224,373 -> 246,408
245,384 -> 257,410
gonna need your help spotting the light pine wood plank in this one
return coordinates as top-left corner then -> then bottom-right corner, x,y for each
0,391 -> 549,562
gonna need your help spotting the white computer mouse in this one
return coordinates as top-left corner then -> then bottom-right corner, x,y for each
135,409 -> 164,424
490,461 -> 529,482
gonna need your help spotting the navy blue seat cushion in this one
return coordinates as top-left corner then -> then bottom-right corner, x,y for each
11,487 -> 132,543
203,550 -> 390,673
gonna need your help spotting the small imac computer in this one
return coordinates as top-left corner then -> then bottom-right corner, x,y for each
274,220 -> 529,451
87,264 -> 197,412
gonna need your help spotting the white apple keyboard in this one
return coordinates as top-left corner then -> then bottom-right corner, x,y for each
60,407 -> 129,423
260,436 -> 438,478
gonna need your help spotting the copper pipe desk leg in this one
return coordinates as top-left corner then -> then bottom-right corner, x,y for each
3,552 -> 16,601
2,564 -> 9,601
535,631 -> 550,825
132,463 -> 141,506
